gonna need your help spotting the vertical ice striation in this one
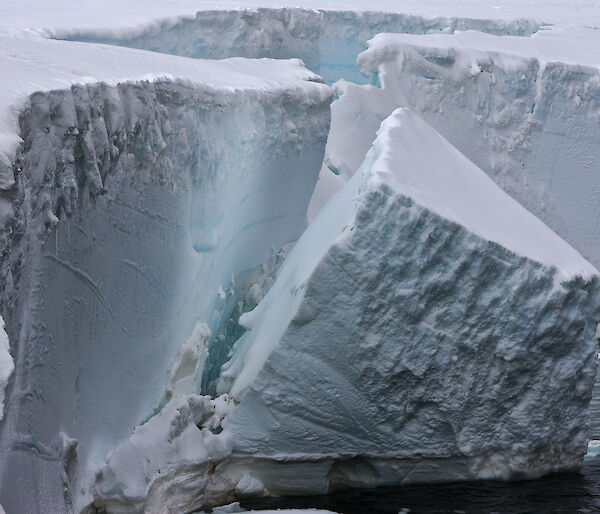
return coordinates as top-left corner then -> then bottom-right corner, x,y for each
0,47 -> 330,512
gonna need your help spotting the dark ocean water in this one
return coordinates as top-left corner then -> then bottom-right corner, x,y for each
242,457 -> 600,513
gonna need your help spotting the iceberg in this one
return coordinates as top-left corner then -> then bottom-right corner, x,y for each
311,27 -> 600,268
1,2 -> 600,512
218,108 -> 599,495
0,30 -> 330,514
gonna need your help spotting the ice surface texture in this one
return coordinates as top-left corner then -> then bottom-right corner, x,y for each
0,68 -> 330,512
222,109 -> 600,495
311,29 -> 600,268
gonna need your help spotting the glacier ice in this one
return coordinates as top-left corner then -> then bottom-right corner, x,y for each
310,28 -> 600,268
219,108 -> 599,495
1,2 -> 600,513
0,33 -> 330,513
56,8 -> 541,85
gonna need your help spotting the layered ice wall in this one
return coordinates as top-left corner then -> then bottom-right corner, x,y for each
57,8 -> 541,84
218,109 -> 599,495
0,35 -> 330,513
311,29 -> 600,267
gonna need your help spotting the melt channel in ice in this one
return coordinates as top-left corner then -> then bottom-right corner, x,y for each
216,108 -> 600,496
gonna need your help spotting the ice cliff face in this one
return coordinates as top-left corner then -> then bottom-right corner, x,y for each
57,8 -> 541,84
310,29 -> 600,269
0,51 -> 330,512
1,4 -> 600,514
218,108 -> 599,495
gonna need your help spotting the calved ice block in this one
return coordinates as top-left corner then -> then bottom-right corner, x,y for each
219,108 -> 600,495
344,29 -> 600,268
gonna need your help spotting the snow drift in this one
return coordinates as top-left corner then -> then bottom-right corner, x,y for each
217,108 -> 599,495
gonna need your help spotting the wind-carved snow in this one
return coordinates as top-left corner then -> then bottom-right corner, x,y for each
216,108 -> 599,496
309,28 -> 600,269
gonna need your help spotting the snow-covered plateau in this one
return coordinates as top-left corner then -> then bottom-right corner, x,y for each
0,1 -> 600,513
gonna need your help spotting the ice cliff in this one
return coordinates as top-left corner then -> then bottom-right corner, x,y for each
219,108 -> 599,493
310,28 -> 600,270
1,2 -> 600,513
0,31 -> 330,514
56,8 -> 541,85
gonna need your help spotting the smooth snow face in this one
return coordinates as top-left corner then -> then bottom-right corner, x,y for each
0,63 -> 329,512
311,28 -> 600,267
55,8 -> 541,85
0,317 -> 13,422
221,109 -> 599,495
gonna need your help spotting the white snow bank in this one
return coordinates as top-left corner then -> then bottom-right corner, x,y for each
0,317 -> 13,422
219,108 -> 599,495
0,31 -> 326,166
360,27 -> 600,70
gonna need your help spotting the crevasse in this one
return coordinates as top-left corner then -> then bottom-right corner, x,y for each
0,6 -> 599,514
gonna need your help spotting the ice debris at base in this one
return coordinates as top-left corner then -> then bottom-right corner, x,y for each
220,109 -> 599,494
586,440 -> 600,461
94,394 -> 235,513
0,316 -> 13,422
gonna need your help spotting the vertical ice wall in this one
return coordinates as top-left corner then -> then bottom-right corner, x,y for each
332,33 -> 600,268
0,77 -> 330,513
57,8 -> 541,84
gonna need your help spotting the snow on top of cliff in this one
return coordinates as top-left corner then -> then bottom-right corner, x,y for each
0,32 -> 326,165
371,108 -> 598,280
1,0 -> 600,36
361,25 -> 600,71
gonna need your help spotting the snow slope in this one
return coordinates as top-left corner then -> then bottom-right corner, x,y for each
219,108 -> 599,495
